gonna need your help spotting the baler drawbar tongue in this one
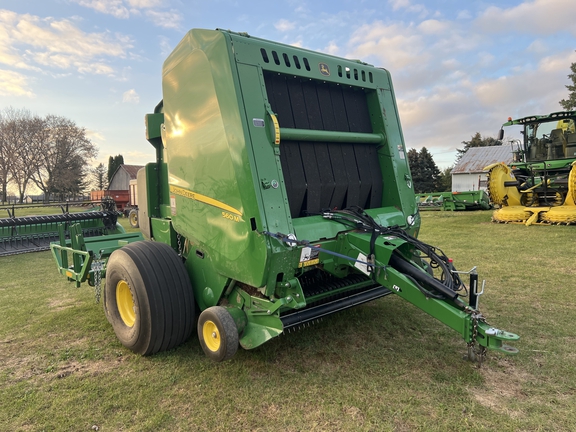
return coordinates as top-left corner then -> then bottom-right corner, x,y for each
264,207 -> 519,361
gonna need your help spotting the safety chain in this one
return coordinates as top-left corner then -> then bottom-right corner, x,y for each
92,253 -> 104,304
467,311 -> 487,366
177,233 -> 183,257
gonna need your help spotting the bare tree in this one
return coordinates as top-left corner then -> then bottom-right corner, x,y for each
0,108 -> 28,203
10,113 -> 46,202
1,109 -> 97,203
0,110 -> 15,203
31,115 -> 97,201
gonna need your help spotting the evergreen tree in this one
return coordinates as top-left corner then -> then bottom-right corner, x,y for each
437,167 -> 453,192
407,147 -> 441,193
456,132 -> 501,162
107,154 -> 124,182
91,163 -> 108,190
560,56 -> 576,110
107,155 -> 114,182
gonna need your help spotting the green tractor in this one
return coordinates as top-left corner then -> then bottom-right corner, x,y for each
485,111 -> 576,225
51,28 -> 518,362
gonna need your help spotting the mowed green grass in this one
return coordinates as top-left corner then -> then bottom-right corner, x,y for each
1,211 -> 575,431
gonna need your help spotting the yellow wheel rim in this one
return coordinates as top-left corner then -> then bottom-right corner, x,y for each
129,211 -> 138,225
116,280 -> 136,327
202,320 -> 221,352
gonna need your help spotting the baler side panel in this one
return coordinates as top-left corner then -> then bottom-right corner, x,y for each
161,30 -> 269,290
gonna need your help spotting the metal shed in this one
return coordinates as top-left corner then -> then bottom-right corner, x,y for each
451,146 -> 513,192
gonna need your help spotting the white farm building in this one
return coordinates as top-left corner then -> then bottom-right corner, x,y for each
451,146 -> 514,192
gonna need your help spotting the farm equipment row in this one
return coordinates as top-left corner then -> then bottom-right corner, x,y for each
49,28 -> 518,362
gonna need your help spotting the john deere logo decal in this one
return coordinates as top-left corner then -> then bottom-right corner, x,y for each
319,63 -> 330,76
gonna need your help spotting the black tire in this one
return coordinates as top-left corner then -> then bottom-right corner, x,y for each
198,306 -> 238,362
104,241 -> 195,355
128,209 -> 139,228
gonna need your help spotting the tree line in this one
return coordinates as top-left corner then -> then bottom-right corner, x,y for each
407,133 -> 503,194
0,108 -> 97,202
0,107 -> 96,203
0,108 -> 127,204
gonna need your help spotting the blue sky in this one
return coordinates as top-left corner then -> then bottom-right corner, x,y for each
1,0 -> 575,169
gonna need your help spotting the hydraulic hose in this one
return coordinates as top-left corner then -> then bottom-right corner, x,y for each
389,252 -> 459,301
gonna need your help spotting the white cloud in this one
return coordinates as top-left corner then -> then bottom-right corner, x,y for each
417,19 -> 448,35
158,36 -> 173,58
122,88 -> 139,103
0,9 -> 132,77
475,50 -> 576,108
476,0 -> 576,36
456,10 -> 471,20
127,0 -> 162,7
526,39 -> 549,54
275,19 -> 296,32
0,69 -> 34,97
145,10 -> 183,30
388,0 -> 428,17
324,41 -> 340,56
347,22 -> 428,71
86,129 -> 106,142
73,0 -> 130,19
72,0 -> 184,28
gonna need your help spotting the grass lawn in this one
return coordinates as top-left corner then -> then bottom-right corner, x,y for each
1,211 -> 575,431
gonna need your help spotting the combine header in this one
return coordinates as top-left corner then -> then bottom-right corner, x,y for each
486,111 -> 576,225
417,190 -> 491,211
50,29 -> 518,362
0,200 -> 123,257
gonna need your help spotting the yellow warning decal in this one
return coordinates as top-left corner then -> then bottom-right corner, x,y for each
169,185 -> 242,216
298,258 -> 320,268
270,113 -> 280,145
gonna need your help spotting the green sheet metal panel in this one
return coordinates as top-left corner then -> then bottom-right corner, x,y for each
161,29 -> 269,289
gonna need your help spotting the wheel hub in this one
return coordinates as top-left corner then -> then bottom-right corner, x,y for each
203,320 -> 221,352
116,280 -> 136,327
